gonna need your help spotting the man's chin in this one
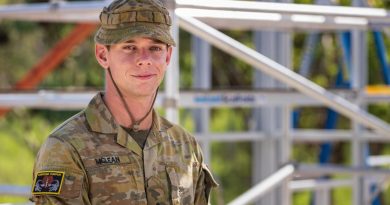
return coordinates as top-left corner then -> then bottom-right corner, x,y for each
127,88 -> 158,98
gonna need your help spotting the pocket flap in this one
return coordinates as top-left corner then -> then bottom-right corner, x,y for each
166,166 -> 181,205
202,163 -> 218,188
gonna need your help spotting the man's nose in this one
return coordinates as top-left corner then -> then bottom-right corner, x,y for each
137,50 -> 152,66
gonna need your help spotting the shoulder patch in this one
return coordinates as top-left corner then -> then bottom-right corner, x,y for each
32,171 -> 65,195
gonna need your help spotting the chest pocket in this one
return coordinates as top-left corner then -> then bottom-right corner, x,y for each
166,163 -> 218,205
87,163 -> 144,204
166,163 -> 200,205
145,162 -> 199,205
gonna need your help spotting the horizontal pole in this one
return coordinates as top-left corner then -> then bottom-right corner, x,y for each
227,164 -> 295,205
176,12 -> 390,137
0,185 -> 30,197
366,155 -> 390,166
0,1 -> 105,22
177,8 -> 370,30
0,90 -> 388,109
195,130 -> 389,143
0,1 -> 389,30
0,91 -> 96,110
291,129 -> 382,142
289,179 -> 353,191
296,163 -> 390,176
176,0 -> 390,20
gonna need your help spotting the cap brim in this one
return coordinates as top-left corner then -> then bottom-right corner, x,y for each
94,22 -> 176,46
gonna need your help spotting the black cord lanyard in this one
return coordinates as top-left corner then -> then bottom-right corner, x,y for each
107,67 -> 158,132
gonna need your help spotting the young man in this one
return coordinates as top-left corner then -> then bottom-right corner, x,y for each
31,0 -> 217,204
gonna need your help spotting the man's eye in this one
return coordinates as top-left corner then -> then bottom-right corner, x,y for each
123,45 -> 136,50
150,46 -> 162,51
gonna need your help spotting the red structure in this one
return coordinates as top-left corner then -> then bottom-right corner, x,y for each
0,23 -> 97,117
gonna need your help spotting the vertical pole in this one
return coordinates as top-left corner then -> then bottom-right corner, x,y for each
276,30 -> 292,205
281,105 -> 292,205
373,31 -> 390,84
351,1 -> 368,204
252,29 -> 277,205
314,188 -> 330,205
252,1 -> 292,205
165,2 -> 180,123
192,36 -> 212,165
312,2 -> 333,205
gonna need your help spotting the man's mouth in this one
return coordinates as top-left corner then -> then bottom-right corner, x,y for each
133,74 -> 155,80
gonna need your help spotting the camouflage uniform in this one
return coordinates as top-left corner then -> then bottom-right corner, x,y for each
32,92 -> 218,205
32,0 -> 217,203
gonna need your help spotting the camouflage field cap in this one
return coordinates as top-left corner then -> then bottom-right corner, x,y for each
94,0 -> 176,46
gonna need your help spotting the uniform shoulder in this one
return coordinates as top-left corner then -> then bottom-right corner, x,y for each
49,110 -> 90,141
34,111 -> 89,171
159,116 -> 204,163
159,115 -> 197,143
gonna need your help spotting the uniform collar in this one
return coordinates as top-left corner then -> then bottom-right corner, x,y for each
144,111 -> 172,150
85,92 -> 118,134
85,92 -> 174,153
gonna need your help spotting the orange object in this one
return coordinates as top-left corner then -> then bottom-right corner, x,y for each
365,85 -> 390,95
0,23 -> 97,117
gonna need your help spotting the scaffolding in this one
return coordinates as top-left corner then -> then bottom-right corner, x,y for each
1,0 -> 390,205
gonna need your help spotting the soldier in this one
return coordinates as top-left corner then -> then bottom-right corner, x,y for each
31,0 -> 218,204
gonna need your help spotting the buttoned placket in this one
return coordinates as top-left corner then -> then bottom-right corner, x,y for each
116,122 -> 163,205
116,127 -> 147,205
143,130 -> 160,204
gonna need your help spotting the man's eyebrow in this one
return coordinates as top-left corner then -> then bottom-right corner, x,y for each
123,39 -> 166,45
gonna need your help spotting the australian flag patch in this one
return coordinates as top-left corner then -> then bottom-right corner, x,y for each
32,171 -> 64,195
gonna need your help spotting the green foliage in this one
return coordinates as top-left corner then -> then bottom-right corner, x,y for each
0,21 -> 44,87
332,186 -> 352,205
0,0 -> 24,4
212,30 -> 253,88
0,109 -> 72,202
383,186 -> 390,204
0,120 -> 35,185
293,143 -> 319,163
210,108 -> 252,203
293,192 -> 311,204
211,142 -> 252,203
369,103 -> 390,123
178,29 -> 193,89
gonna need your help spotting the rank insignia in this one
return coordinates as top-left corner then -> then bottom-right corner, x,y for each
32,171 -> 65,195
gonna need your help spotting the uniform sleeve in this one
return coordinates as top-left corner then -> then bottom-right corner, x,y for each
193,143 -> 218,205
31,136 -> 91,205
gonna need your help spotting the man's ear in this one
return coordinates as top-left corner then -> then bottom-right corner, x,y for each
165,46 -> 173,66
95,44 -> 109,69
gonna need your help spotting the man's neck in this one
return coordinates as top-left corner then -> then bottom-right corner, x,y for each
103,90 -> 154,130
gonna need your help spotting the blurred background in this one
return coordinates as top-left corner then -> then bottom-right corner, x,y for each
0,0 -> 390,205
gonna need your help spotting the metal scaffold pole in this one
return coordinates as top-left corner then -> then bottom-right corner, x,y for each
165,1 -> 180,123
351,0 -> 368,204
228,164 -> 295,205
252,0 -> 292,204
176,10 -> 390,137
192,36 -> 212,165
